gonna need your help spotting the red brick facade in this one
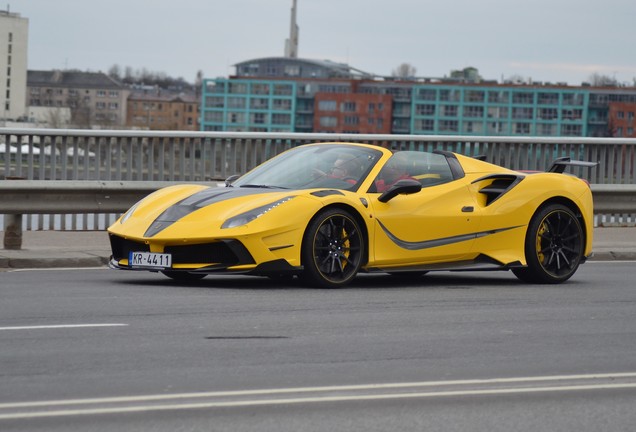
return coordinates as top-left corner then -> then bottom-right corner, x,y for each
313,93 -> 393,134
608,102 -> 636,137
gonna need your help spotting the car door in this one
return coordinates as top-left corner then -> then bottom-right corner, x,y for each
367,152 -> 483,267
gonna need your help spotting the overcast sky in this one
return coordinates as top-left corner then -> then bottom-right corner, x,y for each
10,0 -> 636,85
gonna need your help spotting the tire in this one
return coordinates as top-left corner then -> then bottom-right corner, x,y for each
512,204 -> 583,284
301,208 -> 365,288
161,271 -> 207,281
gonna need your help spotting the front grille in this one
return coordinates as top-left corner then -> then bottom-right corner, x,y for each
164,241 -> 254,265
110,235 -> 149,261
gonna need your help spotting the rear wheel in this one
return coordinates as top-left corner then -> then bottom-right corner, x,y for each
161,271 -> 207,281
512,204 -> 583,284
301,208 -> 364,288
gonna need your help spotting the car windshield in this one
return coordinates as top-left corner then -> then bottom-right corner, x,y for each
232,144 -> 383,191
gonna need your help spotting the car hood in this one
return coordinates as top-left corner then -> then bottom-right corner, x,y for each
110,184 -> 318,239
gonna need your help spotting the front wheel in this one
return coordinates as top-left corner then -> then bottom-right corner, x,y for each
301,208 -> 365,288
512,204 -> 583,284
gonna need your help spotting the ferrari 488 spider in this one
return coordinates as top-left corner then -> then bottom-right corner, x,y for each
108,142 -> 596,287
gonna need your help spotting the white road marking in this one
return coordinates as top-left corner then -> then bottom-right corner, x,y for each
0,324 -> 128,331
1,372 -> 636,420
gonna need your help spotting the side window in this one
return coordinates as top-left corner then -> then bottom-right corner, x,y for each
408,152 -> 453,187
370,151 -> 453,193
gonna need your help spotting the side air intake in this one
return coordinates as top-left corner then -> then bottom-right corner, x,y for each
473,174 -> 523,206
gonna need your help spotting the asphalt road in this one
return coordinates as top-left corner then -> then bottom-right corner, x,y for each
1,262 -> 636,431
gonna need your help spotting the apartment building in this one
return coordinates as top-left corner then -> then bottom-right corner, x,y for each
27,70 -> 129,128
201,57 -> 636,138
127,88 -> 199,130
0,9 -> 28,122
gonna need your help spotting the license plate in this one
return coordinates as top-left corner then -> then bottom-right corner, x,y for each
129,252 -> 172,269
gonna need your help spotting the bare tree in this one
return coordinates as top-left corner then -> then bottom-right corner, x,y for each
392,63 -> 417,78
108,64 -> 122,81
589,73 -> 618,87
45,107 -> 66,129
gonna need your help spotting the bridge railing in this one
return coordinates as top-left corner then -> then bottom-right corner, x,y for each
0,180 -> 634,249
1,128 -> 635,234
2,128 -> 636,184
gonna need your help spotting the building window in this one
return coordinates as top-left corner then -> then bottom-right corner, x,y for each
319,116 -> 337,127
251,112 -> 267,124
205,97 -> 224,108
514,123 -> 531,134
252,83 -> 270,95
562,124 -> 582,136
250,98 -> 269,109
227,97 -> 246,109
512,107 -> 533,119
488,122 -> 507,134
538,108 -> 558,120
439,120 -> 458,132
416,104 -> 435,116
415,119 -> 435,131
442,105 -> 458,117
228,112 -> 245,123
284,65 -> 300,76
439,90 -> 460,102
512,92 -> 534,104
344,116 -> 359,125
562,93 -> 584,106
488,91 -> 509,103
465,90 -> 485,102
272,98 -> 292,110
273,84 -> 293,96
204,111 -> 223,122
272,113 -> 291,124
229,83 -> 248,94
538,92 -> 559,105
341,102 -> 356,112
562,109 -> 582,120
417,89 -> 436,100
318,100 -> 337,111
464,106 -> 484,118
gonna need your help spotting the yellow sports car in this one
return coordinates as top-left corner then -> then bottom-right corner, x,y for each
108,142 -> 596,287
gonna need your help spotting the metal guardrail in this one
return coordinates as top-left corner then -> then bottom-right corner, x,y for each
1,180 -> 634,249
1,129 -> 635,235
2,128 -> 636,184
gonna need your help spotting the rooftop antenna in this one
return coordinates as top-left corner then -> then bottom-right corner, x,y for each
284,0 -> 299,58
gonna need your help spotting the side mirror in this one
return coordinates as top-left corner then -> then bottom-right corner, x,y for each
378,179 -> 422,203
224,174 -> 240,187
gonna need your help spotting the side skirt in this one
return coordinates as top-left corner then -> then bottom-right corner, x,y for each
364,254 -> 524,273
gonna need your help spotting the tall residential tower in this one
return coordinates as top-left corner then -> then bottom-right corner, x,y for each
0,9 -> 28,122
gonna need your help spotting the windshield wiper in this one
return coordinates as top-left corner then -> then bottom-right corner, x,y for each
239,184 -> 289,189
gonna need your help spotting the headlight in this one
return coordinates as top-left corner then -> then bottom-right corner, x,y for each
221,196 -> 295,229
120,202 -> 140,224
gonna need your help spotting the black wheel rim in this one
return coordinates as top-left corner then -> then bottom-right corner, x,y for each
312,214 -> 362,283
535,210 -> 582,277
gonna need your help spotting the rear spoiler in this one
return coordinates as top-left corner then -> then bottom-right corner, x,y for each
548,157 -> 599,173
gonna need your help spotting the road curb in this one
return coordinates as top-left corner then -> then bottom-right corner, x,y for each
0,255 -> 109,269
